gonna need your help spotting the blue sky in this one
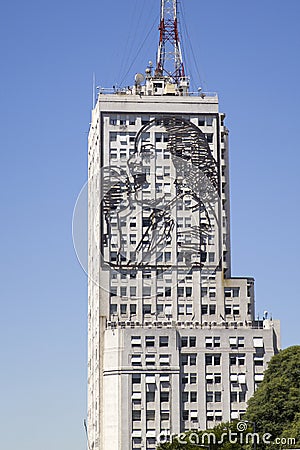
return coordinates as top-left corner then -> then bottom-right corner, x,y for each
0,0 -> 299,449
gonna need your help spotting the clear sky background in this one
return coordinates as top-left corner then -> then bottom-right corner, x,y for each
0,0 -> 299,449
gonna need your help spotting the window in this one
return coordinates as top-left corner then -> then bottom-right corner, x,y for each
159,336 -> 169,347
181,337 -> 188,347
146,336 -> 155,347
120,304 -> 127,315
201,287 -> 208,297
182,410 -> 189,421
132,410 -> 141,421
206,133 -> 213,143
190,373 -> 197,384
143,305 -> 151,315
145,355 -> 155,366
190,392 -> 197,402
143,269 -> 151,279
215,374 -> 221,384
161,411 -> 169,421
182,392 -> 188,403
130,304 -> 137,315
130,287 -> 136,297
186,304 -> 193,315
190,411 -> 198,422
165,287 -> 171,297
230,354 -> 245,366
130,234 -> 136,244
186,287 -> 192,297
164,252 -> 171,263
160,392 -> 169,402
231,392 -> 238,403
209,288 -> 216,298
253,337 -> 264,348
110,286 -> 117,297
238,337 -> 244,347
132,374 -> 141,384
254,357 -> 264,366
131,355 -> 142,366
189,337 -> 196,347
189,354 -> 197,366
181,355 -> 188,366
146,410 -> 155,421
206,392 -> 213,402
209,252 -> 215,263
233,305 -> 240,315
206,116 -> 213,126
178,304 -> 185,315
205,337 -> 220,348
209,305 -> 216,315
225,305 -> 232,315
178,287 -> 184,297
214,337 -> 220,348
205,354 -> 221,366
160,355 -> 170,366
143,286 -> 151,297
110,304 -> 117,314
120,287 -> 127,297
201,305 -> 208,315
215,392 -> 222,402
239,392 -> 246,402
146,392 -> 155,402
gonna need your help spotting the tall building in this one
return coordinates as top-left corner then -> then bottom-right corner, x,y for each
87,2 -> 280,449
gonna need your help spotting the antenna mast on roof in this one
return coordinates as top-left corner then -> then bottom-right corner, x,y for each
155,0 -> 185,83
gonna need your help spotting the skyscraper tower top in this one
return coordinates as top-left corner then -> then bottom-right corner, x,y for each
155,0 -> 185,83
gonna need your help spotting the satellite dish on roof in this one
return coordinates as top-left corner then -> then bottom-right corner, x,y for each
135,73 -> 145,85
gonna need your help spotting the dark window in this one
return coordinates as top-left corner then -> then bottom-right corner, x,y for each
190,354 -> 197,366
190,392 -> 197,402
182,411 -> 189,421
120,304 -> 127,315
201,305 -> 208,315
130,304 -> 137,315
159,336 -> 169,347
215,392 -> 222,402
143,305 -> 151,315
146,336 -> 155,347
231,392 -> 238,402
209,305 -> 216,314
181,337 -> 188,348
189,337 -> 196,347
146,392 -> 155,402
160,392 -> 169,402
132,410 -> 141,421
186,287 -> 192,297
132,374 -> 141,384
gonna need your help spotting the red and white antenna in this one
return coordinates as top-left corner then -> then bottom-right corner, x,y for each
155,0 -> 185,83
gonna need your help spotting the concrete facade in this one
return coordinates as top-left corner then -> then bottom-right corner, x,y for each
87,77 -> 280,450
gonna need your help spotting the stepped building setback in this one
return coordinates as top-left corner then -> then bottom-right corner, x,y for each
86,1 -> 280,449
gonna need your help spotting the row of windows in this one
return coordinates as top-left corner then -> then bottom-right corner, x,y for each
132,410 -> 170,422
108,116 -> 215,127
130,336 -> 264,351
110,303 -> 219,317
132,336 -> 169,348
131,354 -> 170,367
